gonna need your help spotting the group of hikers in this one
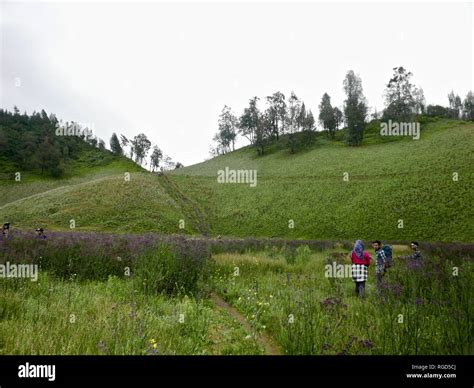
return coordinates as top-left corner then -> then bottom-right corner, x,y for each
2,223 -> 47,239
350,239 -> 422,297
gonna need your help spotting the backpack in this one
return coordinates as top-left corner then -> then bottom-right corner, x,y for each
383,244 -> 393,267
382,244 -> 392,257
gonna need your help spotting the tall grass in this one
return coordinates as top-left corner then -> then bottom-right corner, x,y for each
0,273 -> 263,355
134,239 -> 210,296
0,231 -> 210,295
1,232 -> 472,355
210,248 -> 474,355
0,232 -> 264,355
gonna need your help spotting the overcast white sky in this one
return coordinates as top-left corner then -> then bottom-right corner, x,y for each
1,1 -> 472,166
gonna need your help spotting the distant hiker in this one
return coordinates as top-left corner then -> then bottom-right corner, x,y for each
2,223 -> 10,238
397,241 -> 422,261
35,228 -> 47,240
371,240 -> 386,286
351,240 -> 371,298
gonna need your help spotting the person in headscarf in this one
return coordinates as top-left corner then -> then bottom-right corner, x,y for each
351,240 -> 371,297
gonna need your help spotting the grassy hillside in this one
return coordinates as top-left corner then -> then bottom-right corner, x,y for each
171,118 -> 473,242
1,118 -> 473,241
1,148 -> 143,205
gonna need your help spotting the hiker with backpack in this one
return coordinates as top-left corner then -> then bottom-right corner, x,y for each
350,240 -> 371,298
371,240 -> 386,286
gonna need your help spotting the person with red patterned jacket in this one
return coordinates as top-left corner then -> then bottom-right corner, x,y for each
350,240 -> 371,298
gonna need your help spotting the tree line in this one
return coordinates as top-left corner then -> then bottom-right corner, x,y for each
0,107 -> 182,177
211,67 -> 474,156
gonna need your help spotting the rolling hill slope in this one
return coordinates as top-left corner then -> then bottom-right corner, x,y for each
1,118 -> 473,241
